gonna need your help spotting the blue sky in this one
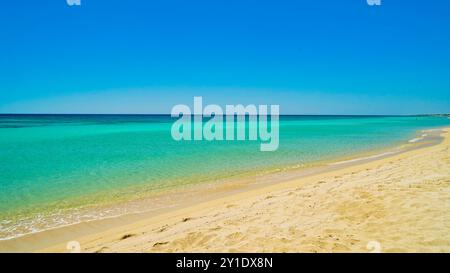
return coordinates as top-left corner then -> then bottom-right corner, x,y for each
1,0 -> 449,114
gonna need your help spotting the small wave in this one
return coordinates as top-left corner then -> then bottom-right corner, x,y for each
328,151 -> 397,166
409,134 -> 428,143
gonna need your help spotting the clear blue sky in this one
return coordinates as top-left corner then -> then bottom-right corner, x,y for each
1,0 -> 449,114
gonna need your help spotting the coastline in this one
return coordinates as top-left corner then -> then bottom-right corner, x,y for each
0,126 -> 449,252
1,115 -> 449,242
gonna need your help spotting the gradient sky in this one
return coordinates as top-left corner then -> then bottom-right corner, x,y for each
1,0 -> 449,114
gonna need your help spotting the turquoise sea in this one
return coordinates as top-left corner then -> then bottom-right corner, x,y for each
1,114 -> 450,239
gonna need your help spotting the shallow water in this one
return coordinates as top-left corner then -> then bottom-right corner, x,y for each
1,114 -> 449,239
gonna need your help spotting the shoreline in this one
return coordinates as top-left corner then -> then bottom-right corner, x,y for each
0,127 -> 448,252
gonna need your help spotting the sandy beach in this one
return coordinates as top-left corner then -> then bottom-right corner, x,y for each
1,127 -> 450,253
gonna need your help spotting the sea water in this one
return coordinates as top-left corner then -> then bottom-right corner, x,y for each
1,114 -> 449,239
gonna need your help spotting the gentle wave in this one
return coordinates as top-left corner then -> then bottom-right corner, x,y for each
409,133 -> 428,143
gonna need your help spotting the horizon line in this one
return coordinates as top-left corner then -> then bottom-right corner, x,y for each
0,113 -> 449,116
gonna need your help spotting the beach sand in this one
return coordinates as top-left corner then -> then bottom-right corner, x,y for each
2,128 -> 450,253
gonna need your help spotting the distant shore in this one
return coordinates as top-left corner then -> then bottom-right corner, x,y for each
1,127 -> 449,252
